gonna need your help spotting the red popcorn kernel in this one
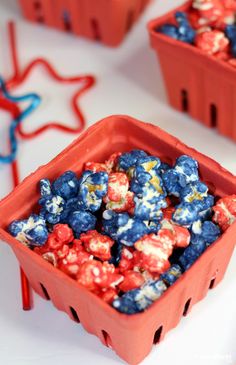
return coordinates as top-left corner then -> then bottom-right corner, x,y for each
98,288 -> 118,304
213,195 -> 236,231
105,152 -> 122,172
84,161 -> 108,173
77,260 -> 123,292
80,230 -> 114,261
47,224 -> 74,250
134,232 -> 175,274
162,206 -> 175,220
119,271 -> 145,292
105,172 -> 129,202
192,0 -> 224,22
161,219 -> 191,248
118,247 -> 135,272
195,29 -> 229,54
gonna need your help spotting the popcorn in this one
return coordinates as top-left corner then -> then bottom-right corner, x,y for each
77,171 -> 109,212
8,214 -> 48,247
119,271 -> 145,292
117,149 -> 148,174
80,230 -> 114,261
77,260 -> 124,292
195,29 -> 229,54
160,264 -> 183,286
113,279 -> 167,314
103,210 -> 149,246
9,150 -> 232,314
68,210 -> 96,237
158,11 -> 196,44
213,195 -> 236,231
163,155 -> 199,197
103,172 -> 135,213
52,171 -> 79,200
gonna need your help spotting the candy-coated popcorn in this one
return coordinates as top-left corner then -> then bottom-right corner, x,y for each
77,260 -> 123,292
134,231 -> 175,274
103,210 -> 149,246
98,288 -> 119,304
77,171 -> 109,212
117,149 -> 148,173
46,224 -> 74,250
118,247 -> 136,272
105,152 -> 122,172
68,210 -> 96,237
195,29 -> 229,54
191,220 -> 221,244
119,271 -> 145,292
113,279 -> 167,314
160,219 -> 191,248
84,162 -> 108,173
80,230 -> 114,261
160,264 -> 183,286
213,195 -> 236,231
52,171 -> 79,200
8,214 -> 48,247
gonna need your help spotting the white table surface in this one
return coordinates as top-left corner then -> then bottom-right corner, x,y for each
0,1 -> 236,364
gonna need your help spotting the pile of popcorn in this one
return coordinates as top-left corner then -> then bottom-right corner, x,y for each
8,150 -> 236,314
157,0 -> 236,66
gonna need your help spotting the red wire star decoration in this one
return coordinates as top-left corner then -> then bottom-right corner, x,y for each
7,21 -> 96,139
3,21 -> 96,310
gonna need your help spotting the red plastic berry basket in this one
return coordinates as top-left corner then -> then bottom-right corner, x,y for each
18,0 -> 150,47
148,1 -> 236,142
0,115 -> 236,365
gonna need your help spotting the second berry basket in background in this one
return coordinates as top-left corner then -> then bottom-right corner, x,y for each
18,0 -> 150,47
0,116 -> 236,364
148,0 -> 236,142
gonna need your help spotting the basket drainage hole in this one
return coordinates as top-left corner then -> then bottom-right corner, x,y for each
209,277 -> 216,289
102,330 -> 112,348
70,307 -> 80,322
63,10 -> 72,32
181,89 -> 189,112
183,298 -> 192,316
91,19 -> 101,41
153,325 -> 163,344
210,104 -> 217,128
40,283 -> 50,300
126,10 -> 135,32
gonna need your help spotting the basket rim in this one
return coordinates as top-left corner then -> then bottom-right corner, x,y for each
1,114 -> 236,323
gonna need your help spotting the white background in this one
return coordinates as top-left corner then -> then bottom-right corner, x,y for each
0,0 -> 236,364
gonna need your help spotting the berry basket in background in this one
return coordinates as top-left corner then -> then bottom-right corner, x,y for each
18,0 -> 150,47
148,1 -> 236,142
0,115 -> 236,365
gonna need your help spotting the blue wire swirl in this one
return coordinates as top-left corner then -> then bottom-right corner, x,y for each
0,76 -> 41,163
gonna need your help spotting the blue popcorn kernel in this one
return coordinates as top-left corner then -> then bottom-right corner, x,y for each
225,25 -> 236,57
78,171 -> 108,212
117,150 -> 148,172
157,12 -> 196,44
8,214 -> 48,247
68,210 -> 96,237
102,210 -> 149,246
40,179 -> 52,197
162,169 -> 184,197
178,240 -> 206,271
157,24 -> 179,40
175,11 -> 196,44
133,193 -> 165,221
159,162 -> 171,175
191,220 -> 221,246
180,181 -> 208,202
175,155 -> 199,184
172,202 -> 200,227
113,291 -> 140,314
52,171 -> 79,200
161,264 -> 182,286
113,279 -> 167,314
39,194 -> 67,224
